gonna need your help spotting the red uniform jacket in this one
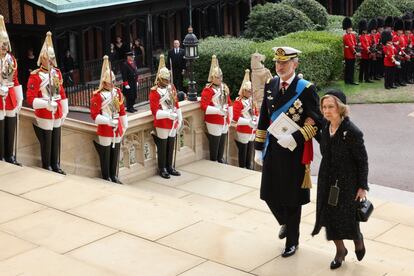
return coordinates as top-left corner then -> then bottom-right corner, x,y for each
90,88 -> 126,137
360,34 -> 371,59
0,54 -> 19,111
26,68 -> 67,119
149,85 -> 180,129
343,33 -> 357,59
233,97 -> 258,134
383,44 -> 396,67
200,85 -> 232,125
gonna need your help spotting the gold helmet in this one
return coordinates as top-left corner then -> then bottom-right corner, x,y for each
155,54 -> 170,84
207,55 -> 223,82
238,69 -> 252,96
0,15 -> 11,52
97,55 -> 115,92
37,31 -> 57,67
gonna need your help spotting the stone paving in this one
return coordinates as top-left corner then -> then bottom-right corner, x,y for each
0,160 -> 413,275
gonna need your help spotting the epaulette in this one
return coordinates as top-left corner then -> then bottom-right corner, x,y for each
31,68 -> 41,75
205,83 -> 213,88
150,85 -> 158,90
92,89 -> 101,95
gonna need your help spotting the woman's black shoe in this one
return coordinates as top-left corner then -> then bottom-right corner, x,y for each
355,247 -> 366,261
330,249 -> 348,270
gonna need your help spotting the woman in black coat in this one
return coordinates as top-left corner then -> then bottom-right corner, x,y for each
312,89 -> 369,270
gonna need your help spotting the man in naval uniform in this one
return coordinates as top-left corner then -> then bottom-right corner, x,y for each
0,15 -> 23,165
254,47 -> 323,257
90,55 -> 128,184
200,55 -> 232,163
149,54 -> 182,179
26,32 -> 68,174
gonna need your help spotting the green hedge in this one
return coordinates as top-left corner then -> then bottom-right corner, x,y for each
194,31 -> 342,98
352,0 -> 401,27
326,15 -> 345,34
389,0 -> 414,13
244,3 -> 314,41
281,0 -> 329,30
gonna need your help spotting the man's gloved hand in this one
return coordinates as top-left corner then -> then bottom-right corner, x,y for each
47,101 -> 58,112
254,150 -> 263,166
0,86 -> 8,96
395,61 -> 401,66
275,134 -> 297,151
168,112 -> 178,120
125,85 -> 130,89
219,105 -> 228,116
110,119 -> 119,128
248,120 -> 257,129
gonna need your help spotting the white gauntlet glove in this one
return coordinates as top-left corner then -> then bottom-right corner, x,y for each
47,101 -> 58,112
275,134 -> 297,151
0,86 -> 8,96
248,120 -> 258,129
125,85 -> 130,89
168,111 -> 178,120
110,119 -> 119,128
254,150 -> 263,166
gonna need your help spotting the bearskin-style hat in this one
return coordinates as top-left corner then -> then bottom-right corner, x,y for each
358,19 -> 368,35
384,16 -> 394,28
381,30 -> 393,44
394,17 -> 404,31
402,12 -> 413,21
376,17 -> 384,29
404,20 -> 412,31
368,19 -> 377,32
342,17 -> 352,30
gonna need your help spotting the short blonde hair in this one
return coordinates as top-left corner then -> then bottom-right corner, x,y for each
320,95 -> 350,118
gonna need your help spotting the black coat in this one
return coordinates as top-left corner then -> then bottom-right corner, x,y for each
121,61 -> 139,92
167,48 -> 185,73
312,117 -> 369,240
255,76 -> 323,206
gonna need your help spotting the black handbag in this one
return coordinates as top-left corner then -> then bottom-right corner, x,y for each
356,199 -> 374,222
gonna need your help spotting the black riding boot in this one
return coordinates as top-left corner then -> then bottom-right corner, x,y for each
0,119 -> 4,161
51,127 -> 65,175
217,133 -> 227,164
152,133 -> 169,179
93,140 -> 112,182
166,136 -> 180,176
33,124 -> 52,171
109,142 -> 123,184
235,140 -> 247,168
246,141 -> 255,170
207,133 -> 220,161
4,116 -> 21,166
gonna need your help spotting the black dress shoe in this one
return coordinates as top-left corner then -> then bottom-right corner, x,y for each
282,245 -> 298,257
391,85 -> 398,89
167,167 -> 181,176
330,249 -> 348,270
278,225 -> 287,239
365,80 -> 374,83
399,82 -> 407,86
159,168 -> 170,179
111,176 -> 123,184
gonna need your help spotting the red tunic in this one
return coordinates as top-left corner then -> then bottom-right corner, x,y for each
26,68 -> 67,119
149,85 -> 180,129
200,85 -> 232,125
90,88 -> 126,137
343,33 -> 357,59
383,44 -> 396,67
233,98 -> 258,134
0,54 -> 19,111
359,34 -> 371,60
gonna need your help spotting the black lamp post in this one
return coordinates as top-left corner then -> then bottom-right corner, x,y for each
183,0 -> 199,101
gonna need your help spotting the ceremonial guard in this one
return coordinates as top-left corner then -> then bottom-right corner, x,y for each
403,16 -> 413,84
232,69 -> 257,169
368,18 -> 380,81
375,17 -> 385,79
26,32 -> 68,174
254,47 -> 323,257
0,15 -> 23,165
358,19 -> 373,83
149,54 -> 182,179
200,55 -> 233,163
90,56 -> 127,184
393,18 -> 408,86
121,51 -> 138,113
382,30 -> 398,89
342,17 -> 358,85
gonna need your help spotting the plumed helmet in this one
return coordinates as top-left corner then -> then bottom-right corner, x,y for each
342,17 -> 352,30
394,17 -> 404,31
358,19 -> 368,35
381,30 -> 393,44
38,31 -> 57,67
384,16 -> 394,28
97,55 -> 115,92
155,54 -> 170,84
376,17 -> 384,29
238,69 -> 251,96
0,15 -> 11,52
208,55 -> 222,82
368,19 -> 377,32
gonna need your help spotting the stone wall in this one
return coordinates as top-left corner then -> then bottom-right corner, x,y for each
17,101 -> 243,184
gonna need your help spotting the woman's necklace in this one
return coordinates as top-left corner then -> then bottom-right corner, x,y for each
329,118 -> 343,136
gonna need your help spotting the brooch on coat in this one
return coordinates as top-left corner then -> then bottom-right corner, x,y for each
342,131 -> 347,140
286,99 -> 304,122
